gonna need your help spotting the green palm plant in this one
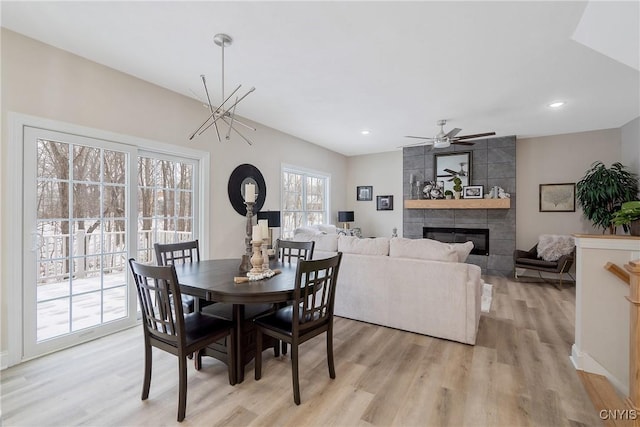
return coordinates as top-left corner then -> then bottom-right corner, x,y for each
576,161 -> 639,234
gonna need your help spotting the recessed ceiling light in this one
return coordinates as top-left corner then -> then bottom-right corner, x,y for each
360,129 -> 371,135
548,101 -> 565,108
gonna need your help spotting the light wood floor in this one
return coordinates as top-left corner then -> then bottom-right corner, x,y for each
1,276 -> 603,426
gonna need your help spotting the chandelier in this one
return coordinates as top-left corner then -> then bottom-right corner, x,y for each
189,33 -> 256,145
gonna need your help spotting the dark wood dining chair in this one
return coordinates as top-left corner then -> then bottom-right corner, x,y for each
275,239 -> 315,354
277,239 -> 315,263
254,252 -> 343,405
128,259 -> 236,422
154,240 -> 202,313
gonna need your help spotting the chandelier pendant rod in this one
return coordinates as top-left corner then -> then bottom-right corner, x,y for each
201,75 -> 221,142
196,86 -> 254,138
188,84 -> 242,140
222,117 -> 253,145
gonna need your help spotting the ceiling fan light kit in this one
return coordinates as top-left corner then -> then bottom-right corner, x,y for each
189,33 -> 256,145
403,119 -> 496,149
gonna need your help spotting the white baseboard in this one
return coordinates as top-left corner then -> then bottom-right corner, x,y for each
571,344 -> 628,396
1,350 -> 8,371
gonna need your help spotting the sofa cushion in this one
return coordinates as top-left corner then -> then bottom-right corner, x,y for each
451,241 -> 474,263
312,234 -> 339,252
389,237 -> 458,262
338,235 -> 389,256
316,224 -> 338,234
292,233 -> 338,252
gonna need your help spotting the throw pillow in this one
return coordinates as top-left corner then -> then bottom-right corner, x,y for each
313,234 -> 339,252
389,237 -> 458,262
451,241 -> 474,263
537,234 -> 575,261
337,235 -> 390,256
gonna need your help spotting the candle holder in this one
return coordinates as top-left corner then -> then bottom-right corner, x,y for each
239,201 -> 255,273
261,238 -> 270,271
248,239 -> 264,278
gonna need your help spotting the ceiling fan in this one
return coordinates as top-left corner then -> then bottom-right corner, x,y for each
404,120 -> 496,149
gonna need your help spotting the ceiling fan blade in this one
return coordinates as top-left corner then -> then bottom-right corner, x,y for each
443,168 -> 458,175
405,135 -> 435,140
452,141 -> 475,146
453,132 -> 496,141
443,128 -> 462,139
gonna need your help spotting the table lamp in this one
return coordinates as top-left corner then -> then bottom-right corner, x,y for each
338,211 -> 355,230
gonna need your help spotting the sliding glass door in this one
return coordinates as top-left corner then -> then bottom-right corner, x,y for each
23,127 -> 138,357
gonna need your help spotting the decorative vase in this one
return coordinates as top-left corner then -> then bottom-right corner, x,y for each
630,219 -> 640,236
454,191 -> 461,200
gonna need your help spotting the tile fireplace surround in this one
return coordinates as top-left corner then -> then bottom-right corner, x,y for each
403,136 -> 516,277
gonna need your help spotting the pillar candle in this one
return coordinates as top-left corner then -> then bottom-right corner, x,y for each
244,183 -> 256,202
252,224 -> 262,241
258,219 -> 269,239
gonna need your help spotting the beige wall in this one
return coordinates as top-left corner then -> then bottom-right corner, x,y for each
1,30 -> 347,358
516,129 -> 622,248
621,116 -> 640,178
346,151 -> 403,238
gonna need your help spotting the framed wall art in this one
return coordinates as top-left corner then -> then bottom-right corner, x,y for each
463,185 -> 483,199
435,151 -> 472,193
539,183 -> 575,212
357,186 -> 373,201
376,195 -> 394,211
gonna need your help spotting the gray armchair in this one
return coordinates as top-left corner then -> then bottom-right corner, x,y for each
513,244 -> 575,289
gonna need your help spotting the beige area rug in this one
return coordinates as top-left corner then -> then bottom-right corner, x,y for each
481,283 -> 493,313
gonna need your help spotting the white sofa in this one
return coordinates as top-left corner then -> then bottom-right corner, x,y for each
293,227 -> 483,345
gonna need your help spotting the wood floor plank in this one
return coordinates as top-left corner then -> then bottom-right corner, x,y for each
1,276 -> 606,426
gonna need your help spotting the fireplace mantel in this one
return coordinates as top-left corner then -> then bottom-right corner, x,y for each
404,198 -> 510,209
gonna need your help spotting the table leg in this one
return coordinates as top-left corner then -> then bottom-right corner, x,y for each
233,304 -> 246,383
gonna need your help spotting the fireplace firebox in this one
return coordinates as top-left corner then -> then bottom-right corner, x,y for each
423,227 -> 489,256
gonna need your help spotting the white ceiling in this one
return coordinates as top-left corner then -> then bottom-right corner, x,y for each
2,1 -> 639,156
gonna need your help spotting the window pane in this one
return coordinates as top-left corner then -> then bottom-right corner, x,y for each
37,140 -> 69,179
73,145 -> 101,183
73,184 -> 101,218
104,150 -> 126,184
138,157 -> 156,187
38,181 -> 69,219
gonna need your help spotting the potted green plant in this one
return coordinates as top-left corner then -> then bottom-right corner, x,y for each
452,177 -> 463,199
611,201 -> 640,236
444,190 -> 453,200
576,161 -> 639,234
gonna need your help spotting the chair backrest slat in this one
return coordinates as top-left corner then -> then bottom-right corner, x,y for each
129,259 -> 185,345
278,239 -> 315,264
292,253 -> 342,331
155,240 -> 200,266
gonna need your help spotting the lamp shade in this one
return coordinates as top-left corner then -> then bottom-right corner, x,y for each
338,211 -> 355,223
257,210 -> 281,227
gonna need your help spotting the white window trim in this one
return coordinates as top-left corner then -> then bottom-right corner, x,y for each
4,112 -> 210,368
280,163 -> 331,235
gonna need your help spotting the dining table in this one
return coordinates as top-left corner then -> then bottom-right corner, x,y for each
174,258 -> 298,383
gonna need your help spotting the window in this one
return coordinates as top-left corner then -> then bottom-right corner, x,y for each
281,166 -> 330,239
137,155 -> 197,264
